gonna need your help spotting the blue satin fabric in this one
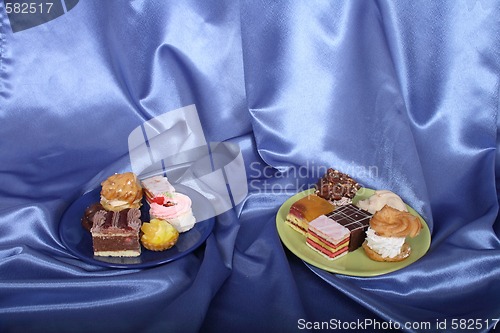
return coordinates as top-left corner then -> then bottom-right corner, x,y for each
1,1 -> 499,332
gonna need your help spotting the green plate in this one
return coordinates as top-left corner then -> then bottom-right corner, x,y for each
276,188 -> 431,277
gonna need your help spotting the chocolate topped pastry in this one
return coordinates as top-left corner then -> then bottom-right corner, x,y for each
326,204 -> 372,252
81,202 -> 104,232
315,168 -> 361,206
90,208 -> 142,257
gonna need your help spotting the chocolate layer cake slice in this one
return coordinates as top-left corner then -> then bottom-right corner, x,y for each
286,194 -> 335,235
91,208 -> 142,257
326,204 -> 372,251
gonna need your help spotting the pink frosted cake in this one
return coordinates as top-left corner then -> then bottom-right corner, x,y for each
149,192 -> 196,233
306,215 -> 350,260
142,175 -> 196,232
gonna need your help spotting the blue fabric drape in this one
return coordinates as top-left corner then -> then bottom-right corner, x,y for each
1,1 -> 499,332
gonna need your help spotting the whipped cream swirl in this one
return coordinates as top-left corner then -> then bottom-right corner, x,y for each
365,227 -> 405,258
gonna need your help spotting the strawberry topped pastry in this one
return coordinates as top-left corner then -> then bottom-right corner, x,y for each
141,176 -> 196,233
148,192 -> 196,233
141,175 -> 176,205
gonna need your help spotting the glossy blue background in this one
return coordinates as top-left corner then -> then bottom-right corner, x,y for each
1,1 -> 499,332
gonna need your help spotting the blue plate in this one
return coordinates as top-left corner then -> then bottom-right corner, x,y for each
59,184 -> 215,268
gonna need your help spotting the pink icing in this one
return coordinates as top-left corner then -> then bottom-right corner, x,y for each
308,215 -> 350,244
149,192 -> 193,220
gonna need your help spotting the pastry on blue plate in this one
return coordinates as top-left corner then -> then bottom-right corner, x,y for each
91,208 -> 142,257
100,172 -> 143,211
140,218 -> 179,251
81,202 -> 103,232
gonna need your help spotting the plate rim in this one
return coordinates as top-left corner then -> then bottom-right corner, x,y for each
59,185 -> 215,269
276,188 -> 431,277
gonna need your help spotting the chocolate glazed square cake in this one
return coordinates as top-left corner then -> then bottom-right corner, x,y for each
90,208 -> 142,257
326,204 -> 372,251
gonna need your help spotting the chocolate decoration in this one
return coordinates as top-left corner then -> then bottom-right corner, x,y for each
90,208 -> 142,257
326,204 -> 372,251
91,209 -> 141,233
315,168 -> 361,202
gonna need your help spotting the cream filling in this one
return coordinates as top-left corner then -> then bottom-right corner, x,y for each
101,197 -> 141,209
365,227 -> 405,258
167,211 -> 196,233
94,250 -> 141,257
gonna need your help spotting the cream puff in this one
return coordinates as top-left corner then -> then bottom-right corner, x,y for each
100,172 -> 143,211
362,205 -> 422,262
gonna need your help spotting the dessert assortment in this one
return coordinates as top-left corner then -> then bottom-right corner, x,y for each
285,168 -> 423,263
81,172 -> 196,258
78,167 -> 424,268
